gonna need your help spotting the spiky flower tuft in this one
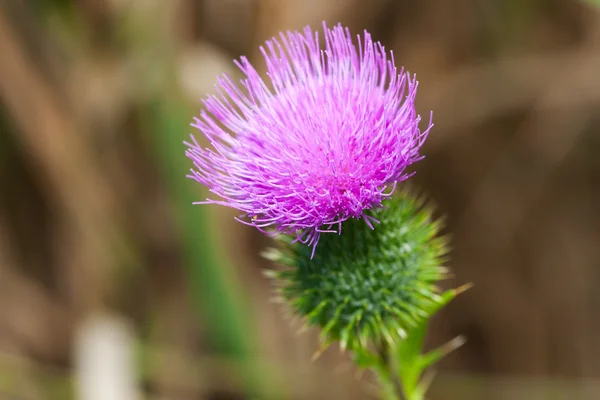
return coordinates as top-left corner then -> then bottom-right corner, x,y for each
185,23 -> 432,255
264,192 -> 449,352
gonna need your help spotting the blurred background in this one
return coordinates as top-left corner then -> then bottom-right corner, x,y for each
1,0 -> 600,399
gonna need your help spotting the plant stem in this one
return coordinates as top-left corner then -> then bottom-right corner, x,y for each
376,341 -> 407,400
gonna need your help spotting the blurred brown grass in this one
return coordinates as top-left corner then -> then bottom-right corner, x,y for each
1,0 -> 600,399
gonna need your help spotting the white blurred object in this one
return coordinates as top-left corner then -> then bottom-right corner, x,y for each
74,314 -> 140,400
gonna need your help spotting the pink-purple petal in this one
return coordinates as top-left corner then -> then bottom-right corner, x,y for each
185,22 -> 432,252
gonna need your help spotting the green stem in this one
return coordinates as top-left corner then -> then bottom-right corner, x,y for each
375,341 -> 407,400
142,96 -> 276,399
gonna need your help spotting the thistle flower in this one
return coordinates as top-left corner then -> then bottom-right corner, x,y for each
264,192 -> 449,352
185,23 -> 432,254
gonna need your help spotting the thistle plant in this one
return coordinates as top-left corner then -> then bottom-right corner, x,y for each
186,22 -> 467,399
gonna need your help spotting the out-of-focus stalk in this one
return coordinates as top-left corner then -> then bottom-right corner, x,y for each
142,91 -> 275,399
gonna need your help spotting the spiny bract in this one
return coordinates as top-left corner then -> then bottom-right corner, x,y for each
185,23 -> 432,256
265,192 -> 449,351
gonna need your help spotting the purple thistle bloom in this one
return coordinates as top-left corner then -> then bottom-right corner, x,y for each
185,22 -> 432,256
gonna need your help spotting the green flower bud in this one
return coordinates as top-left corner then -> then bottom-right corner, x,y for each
264,191 -> 450,352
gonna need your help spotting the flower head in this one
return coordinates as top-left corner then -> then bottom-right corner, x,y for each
186,23 -> 432,255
